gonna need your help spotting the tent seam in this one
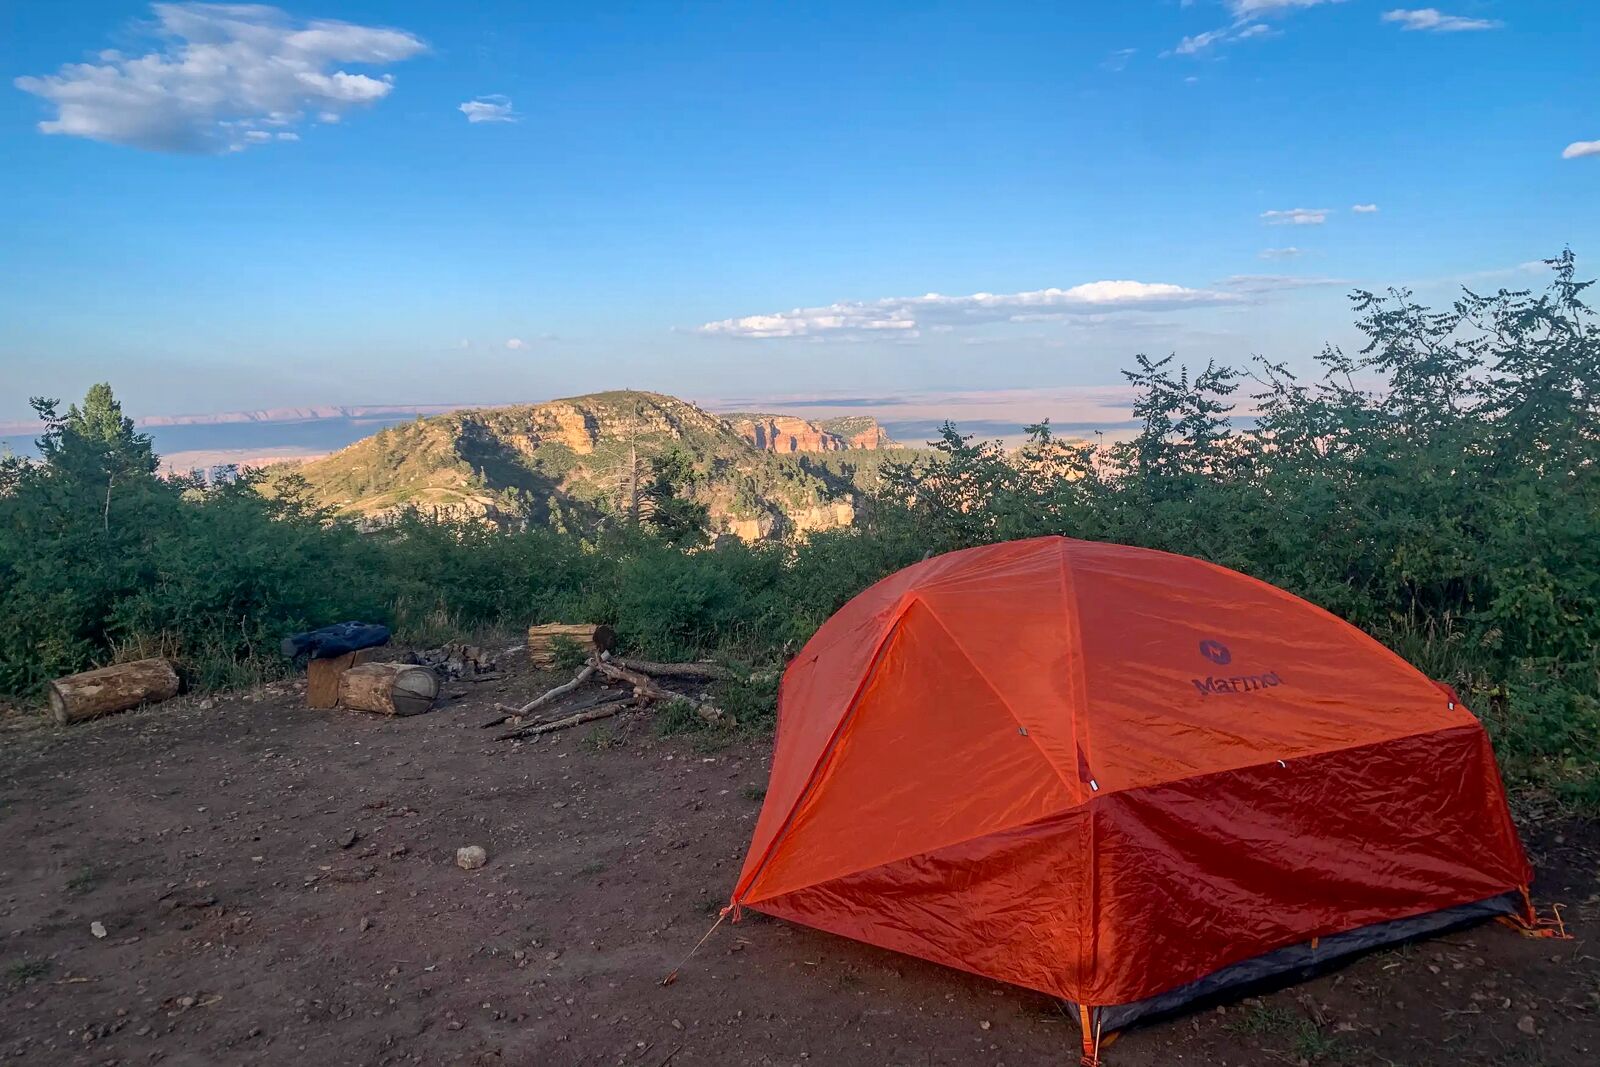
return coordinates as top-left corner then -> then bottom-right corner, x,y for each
1056,536 -> 1099,1006
916,599 -> 1082,798
731,596 -> 915,904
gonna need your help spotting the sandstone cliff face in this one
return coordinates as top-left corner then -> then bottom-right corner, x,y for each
724,413 -> 894,453
275,391 -> 870,542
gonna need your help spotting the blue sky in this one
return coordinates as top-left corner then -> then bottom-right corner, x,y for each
2,1 -> 1596,423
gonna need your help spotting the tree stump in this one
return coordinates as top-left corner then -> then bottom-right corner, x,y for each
526,623 -> 616,669
306,649 -> 380,709
48,658 -> 180,726
338,663 -> 439,716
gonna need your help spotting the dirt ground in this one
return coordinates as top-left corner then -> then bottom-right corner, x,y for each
1,650 -> 1596,1067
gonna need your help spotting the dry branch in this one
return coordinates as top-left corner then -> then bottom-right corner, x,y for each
484,663 -> 596,726
595,660 -> 728,725
494,695 -> 632,741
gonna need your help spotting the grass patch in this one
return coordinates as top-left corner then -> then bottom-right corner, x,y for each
6,959 -> 49,986
654,697 -> 714,738
549,635 -> 590,672
1224,1003 -> 1298,1037
1289,1018 -> 1346,1062
581,724 -> 623,751
740,783 -> 767,801
65,865 -> 99,895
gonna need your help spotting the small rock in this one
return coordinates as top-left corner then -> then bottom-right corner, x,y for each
359,917 -> 372,933
177,995 -> 196,1009
339,829 -> 360,849
1516,1015 -> 1537,1036
90,921 -> 107,939
979,1021 -> 991,1031
456,846 -> 488,871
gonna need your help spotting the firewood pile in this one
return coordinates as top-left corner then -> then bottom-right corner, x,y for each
412,642 -> 499,681
485,651 -> 733,740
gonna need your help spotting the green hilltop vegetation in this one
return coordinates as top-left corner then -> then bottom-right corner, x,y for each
267,390 -> 906,541
1,252 -> 1597,812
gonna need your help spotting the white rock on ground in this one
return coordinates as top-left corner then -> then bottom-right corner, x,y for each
456,845 -> 488,870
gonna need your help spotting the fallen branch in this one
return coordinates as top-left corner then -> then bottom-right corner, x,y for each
494,698 -> 631,741
488,688 -> 631,733
596,660 -> 728,725
483,663 -> 596,727
609,657 -> 732,681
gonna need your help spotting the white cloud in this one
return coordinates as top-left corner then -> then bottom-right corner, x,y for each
1562,140 -> 1600,160
1351,203 -> 1379,213
1380,8 -> 1501,32
505,338 -> 527,350
699,281 -> 1240,340
1260,247 -> 1304,259
1229,0 -> 1344,15
1170,0 -> 1343,57
1262,207 -> 1330,225
13,3 -> 425,153
1173,24 -> 1272,55
460,94 -> 517,123
1174,28 -> 1231,55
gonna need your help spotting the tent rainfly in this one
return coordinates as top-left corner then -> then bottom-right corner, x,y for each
727,536 -> 1536,1062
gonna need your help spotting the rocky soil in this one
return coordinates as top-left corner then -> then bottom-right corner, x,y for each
1,652 -> 1595,1066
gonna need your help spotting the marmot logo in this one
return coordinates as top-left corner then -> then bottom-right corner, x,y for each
1193,671 -> 1284,697
1198,639 -> 1231,665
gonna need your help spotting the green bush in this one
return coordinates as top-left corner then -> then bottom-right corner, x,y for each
2,253 -> 1596,810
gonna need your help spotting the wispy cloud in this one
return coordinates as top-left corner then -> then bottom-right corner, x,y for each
13,3 -> 425,153
1102,48 -> 1137,72
460,94 -> 517,123
1170,0 -> 1342,56
505,338 -> 527,350
699,281 -> 1240,340
1562,140 -> 1600,160
1351,202 -> 1379,213
1221,274 -> 1348,294
1380,8 -> 1502,32
1260,247 -> 1305,259
1173,23 -> 1274,55
1262,207 -> 1330,225
1229,0 -> 1344,15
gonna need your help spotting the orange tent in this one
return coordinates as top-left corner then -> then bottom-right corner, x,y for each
729,536 -> 1532,1058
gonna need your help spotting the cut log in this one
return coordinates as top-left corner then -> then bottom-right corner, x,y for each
48,658 -> 180,726
337,663 -> 440,716
609,657 -> 732,681
306,649 -> 380,709
526,623 -> 616,669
